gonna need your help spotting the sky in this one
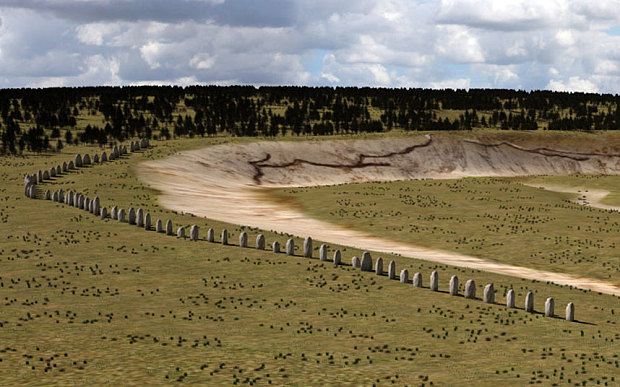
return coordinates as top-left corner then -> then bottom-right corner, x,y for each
1,0 -> 620,92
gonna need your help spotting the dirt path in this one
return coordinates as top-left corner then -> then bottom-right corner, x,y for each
525,183 -> 620,212
137,137 -> 620,296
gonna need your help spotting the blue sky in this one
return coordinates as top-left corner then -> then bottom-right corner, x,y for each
1,0 -> 620,92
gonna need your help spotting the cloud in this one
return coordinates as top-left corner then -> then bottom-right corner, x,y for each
1,0 -> 620,92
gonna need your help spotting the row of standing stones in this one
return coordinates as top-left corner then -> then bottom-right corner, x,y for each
23,139 -> 149,199
21,137 -> 576,322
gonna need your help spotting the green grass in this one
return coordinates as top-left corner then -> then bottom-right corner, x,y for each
0,134 -> 618,385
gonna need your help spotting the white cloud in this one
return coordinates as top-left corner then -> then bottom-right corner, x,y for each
547,76 -> 600,93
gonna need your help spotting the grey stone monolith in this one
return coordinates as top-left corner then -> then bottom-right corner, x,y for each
430,271 -> 438,291
100,207 -> 108,219
62,161 -> 68,172
333,250 -> 341,265
111,206 -> 118,220
449,275 -> 458,296
56,165 -> 61,175
272,241 -> 280,253
165,220 -> 173,235
93,197 -> 100,216
144,213 -> 151,229
351,256 -> 361,268
177,227 -> 185,238
256,234 -> 265,250
37,170 -> 43,182
45,190 -> 51,200
207,228 -> 214,242
73,194 -> 80,208
155,219 -> 163,233
464,280 -> 476,299
112,145 -> 119,158
84,197 -> 90,211
388,261 -> 396,279
239,232 -> 248,247
506,289 -> 515,308
118,208 -> 126,222
128,208 -> 136,224
190,225 -> 198,241
303,236 -> 312,258
43,170 -> 50,180
319,244 -> 327,261
413,272 -> 422,287
83,154 -> 91,165
101,152 -> 108,162
400,269 -> 409,283
375,257 -> 383,275
525,291 -> 534,313
566,302 -> 575,322
68,161 -> 74,169
286,239 -> 294,255
221,229 -> 228,245
483,284 -> 495,303
93,154 -> 99,163
29,185 -> 36,199
51,190 -> 58,201
75,154 -> 82,167
361,252 -> 372,272
136,208 -> 144,227
545,297 -> 554,317
50,167 -> 56,177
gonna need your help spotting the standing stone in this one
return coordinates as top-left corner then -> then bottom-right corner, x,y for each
525,291 -> 534,313
128,208 -> 136,225
483,284 -> 495,303
286,239 -> 294,255
449,275 -> 458,296
75,154 -> 83,167
221,229 -> 228,245
51,191 -> 58,201
375,257 -> 383,275
50,167 -> 56,177
430,271 -> 439,292
303,236 -> 312,258
68,161 -> 74,169
29,185 -> 37,199
351,256 -> 361,268
256,234 -> 265,250
413,272 -> 422,287
155,219 -> 163,233
190,225 -> 198,240
165,220 -> 173,235
388,261 -> 396,280
84,197 -> 91,212
93,197 -> 100,216
464,280 -> 476,299
83,154 -> 91,165
144,213 -> 151,230
360,252 -> 372,272
239,232 -> 248,247
62,162 -> 68,172
177,227 -> 185,238
118,209 -> 126,222
64,191 -> 71,205
45,190 -> 51,200
400,269 -> 409,283
272,241 -> 280,253
566,302 -> 575,322
73,194 -> 80,208
58,189 -> 64,202
100,207 -> 108,219
319,244 -> 327,261
111,206 -> 118,220
101,152 -> 108,162
43,170 -> 50,180
93,154 -> 99,163
136,208 -> 144,227
506,289 -> 516,308
207,228 -> 214,242
56,165 -> 61,175
333,250 -> 341,265
38,170 -> 43,181
545,297 -> 554,317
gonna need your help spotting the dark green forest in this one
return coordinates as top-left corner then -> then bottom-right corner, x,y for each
2,85 -> 620,154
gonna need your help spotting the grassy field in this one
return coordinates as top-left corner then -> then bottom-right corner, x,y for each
1,135 -> 619,385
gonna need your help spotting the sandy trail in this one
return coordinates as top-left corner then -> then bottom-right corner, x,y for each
526,184 -> 620,212
138,135 -> 620,296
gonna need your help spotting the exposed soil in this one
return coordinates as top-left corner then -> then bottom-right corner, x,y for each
137,133 -> 620,296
